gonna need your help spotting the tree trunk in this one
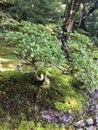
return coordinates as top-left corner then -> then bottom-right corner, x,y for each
61,0 -> 82,61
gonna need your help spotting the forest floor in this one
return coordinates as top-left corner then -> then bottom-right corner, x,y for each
0,42 -> 19,71
0,42 -> 83,130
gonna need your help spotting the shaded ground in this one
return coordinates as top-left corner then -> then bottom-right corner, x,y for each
0,42 -> 18,71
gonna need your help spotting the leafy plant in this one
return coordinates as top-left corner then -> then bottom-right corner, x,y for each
8,0 -> 64,24
0,21 -> 65,76
67,32 -> 98,91
86,10 -> 98,37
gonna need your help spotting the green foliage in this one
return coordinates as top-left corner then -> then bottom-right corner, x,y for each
68,33 -> 98,90
0,11 -> 13,29
91,36 -> 98,47
0,122 -> 11,130
86,10 -> 98,37
0,121 -> 66,130
75,8 -> 98,38
8,0 -> 64,24
1,21 -> 65,67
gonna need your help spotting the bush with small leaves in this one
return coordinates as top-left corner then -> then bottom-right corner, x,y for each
0,21 -> 65,73
67,32 -> 98,91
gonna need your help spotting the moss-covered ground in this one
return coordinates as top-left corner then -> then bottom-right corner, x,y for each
0,42 -> 86,130
0,42 -> 19,71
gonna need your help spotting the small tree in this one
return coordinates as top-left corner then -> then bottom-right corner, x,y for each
1,20 -> 65,81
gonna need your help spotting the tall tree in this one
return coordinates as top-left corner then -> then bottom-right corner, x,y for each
61,0 -> 82,61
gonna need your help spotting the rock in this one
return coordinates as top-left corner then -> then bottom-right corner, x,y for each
87,126 -> 96,130
86,118 -> 94,125
74,120 -> 85,128
95,104 -> 98,110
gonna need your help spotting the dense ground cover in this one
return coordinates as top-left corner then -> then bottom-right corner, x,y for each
0,41 -> 85,129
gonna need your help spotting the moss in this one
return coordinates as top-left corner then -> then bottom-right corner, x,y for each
0,122 -> 11,130
0,42 -> 16,59
41,67 -> 85,112
0,67 -> 85,124
0,42 -> 19,71
0,71 -> 35,90
18,121 -> 35,130
0,58 -> 18,71
0,121 -> 75,130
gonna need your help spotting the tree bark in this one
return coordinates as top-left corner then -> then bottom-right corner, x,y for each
61,0 -> 82,61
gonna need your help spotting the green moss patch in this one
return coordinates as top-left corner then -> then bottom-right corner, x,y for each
0,42 -> 17,59
0,67 -> 85,129
41,67 -> 85,112
0,121 -> 75,130
0,42 -> 19,71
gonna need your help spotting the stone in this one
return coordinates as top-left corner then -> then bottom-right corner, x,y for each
96,105 -> 98,110
87,126 -> 96,130
86,118 -> 94,125
74,120 -> 85,128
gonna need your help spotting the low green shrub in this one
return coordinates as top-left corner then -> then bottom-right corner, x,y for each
0,21 -> 65,73
67,32 -> 98,91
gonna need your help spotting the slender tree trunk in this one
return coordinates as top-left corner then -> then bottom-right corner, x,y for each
61,0 -> 82,61
79,0 -> 98,30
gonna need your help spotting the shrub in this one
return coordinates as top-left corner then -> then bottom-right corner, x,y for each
86,10 -> 98,37
8,0 -> 64,24
67,32 -> 98,91
0,21 -> 65,72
